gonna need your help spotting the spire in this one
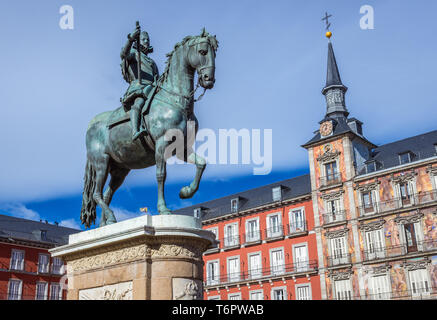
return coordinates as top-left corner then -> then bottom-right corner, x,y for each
321,37 -> 349,119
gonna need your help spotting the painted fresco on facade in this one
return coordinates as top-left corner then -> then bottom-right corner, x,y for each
390,264 -> 408,298
431,256 -> 437,290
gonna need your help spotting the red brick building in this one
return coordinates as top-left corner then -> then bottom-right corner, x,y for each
0,214 -> 79,300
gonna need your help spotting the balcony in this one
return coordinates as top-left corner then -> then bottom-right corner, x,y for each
222,235 -> 240,250
243,230 -> 262,246
322,210 -> 347,226
286,221 -> 308,238
204,260 -> 318,287
362,239 -> 437,263
327,253 -> 352,268
357,189 -> 437,218
319,173 -> 342,188
264,225 -> 285,241
334,286 -> 437,300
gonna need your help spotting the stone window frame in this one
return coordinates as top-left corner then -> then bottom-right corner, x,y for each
37,253 -> 50,274
272,186 -> 282,202
291,241 -> 309,269
270,285 -> 288,300
35,281 -> 48,300
390,171 -> 418,206
368,269 -> 392,300
269,246 -> 286,275
244,216 -> 260,241
426,165 -> 437,190
354,181 -> 381,215
226,255 -> 241,282
249,289 -> 264,300
206,226 -> 219,241
394,212 -> 425,252
206,259 -> 220,286
227,292 -> 242,300
266,211 -> 283,237
295,283 -> 313,300
325,228 -> 350,263
7,278 -> 22,300
359,219 -> 386,256
247,250 -> 262,279
288,206 -> 306,232
223,221 -> 239,246
402,259 -> 432,296
316,145 -> 341,183
10,248 -> 25,271
321,190 -> 345,221
328,269 -> 354,300
49,282 -> 62,300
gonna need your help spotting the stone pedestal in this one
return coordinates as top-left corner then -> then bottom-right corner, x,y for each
49,215 -> 215,300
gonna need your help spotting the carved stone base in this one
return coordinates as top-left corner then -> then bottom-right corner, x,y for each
50,215 -> 215,300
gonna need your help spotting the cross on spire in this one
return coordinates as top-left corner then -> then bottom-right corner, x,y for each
322,12 -> 332,31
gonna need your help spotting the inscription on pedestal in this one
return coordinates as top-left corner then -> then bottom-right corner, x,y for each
78,281 -> 133,300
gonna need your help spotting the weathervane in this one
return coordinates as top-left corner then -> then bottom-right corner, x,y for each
322,12 -> 333,39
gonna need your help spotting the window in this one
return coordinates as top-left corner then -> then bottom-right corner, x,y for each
325,161 -> 338,180
361,190 -> 376,214
399,152 -> 411,165
271,287 -> 286,300
294,244 -> 309,272
334,279 -> 352,300
248,253 -> 262,279
231,198 -> 239,213
38,254 -> 50,274
365,229 -> 385,260
52,257 -> 64,275
330,236 -> 348,266
10,249 -> 24,271
249,290 -> 264,300
289,208 -> 306,233
270,248 -> 285,275
35,282 -> 48,300
50,283 -> 61,300
207,260 -> 220,285
409,269 -> 430,297
228,293 -> 241,300
366,161 -> 376,173
369,275 -> 391,300
325,198 -> 343,223
227,257 -> 240,282
272,187 -> 282,202
399,182 -> 412,205
224,223 -> 239,247
404,223 -> 418,253
8,279 -> 22,300
266,213 -> 282,238
296,285 -> 312,300
208,295 -> 220,300
245,218 -> 260,242
193,208 -> 201,218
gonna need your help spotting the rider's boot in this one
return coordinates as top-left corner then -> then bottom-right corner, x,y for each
130,105 -> 142,141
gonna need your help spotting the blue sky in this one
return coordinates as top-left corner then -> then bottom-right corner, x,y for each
0,0 -> 436,230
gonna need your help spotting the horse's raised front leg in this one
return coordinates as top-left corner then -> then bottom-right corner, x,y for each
92,154 -> 116,226
155,137 -> 172,215
179,151 -> 206,199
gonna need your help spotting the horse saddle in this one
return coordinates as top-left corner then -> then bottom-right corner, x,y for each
107,83 -> 159,150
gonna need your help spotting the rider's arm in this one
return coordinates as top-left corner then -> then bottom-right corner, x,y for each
120,33 -> 136,60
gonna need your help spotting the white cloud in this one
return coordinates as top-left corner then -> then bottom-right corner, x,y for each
112,207 -> 146,222
0,203 -> 40,221
59,218 -> 82,230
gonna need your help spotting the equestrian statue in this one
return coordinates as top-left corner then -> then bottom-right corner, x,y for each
80,22 -> 218,228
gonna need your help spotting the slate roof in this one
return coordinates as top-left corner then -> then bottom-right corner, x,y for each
174,174 -> 311,221
325,41 -> 345,89
361,129 -> 437,174
0,214 -> 80,247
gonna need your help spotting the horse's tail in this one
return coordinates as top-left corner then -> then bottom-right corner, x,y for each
80,159 -> 97,228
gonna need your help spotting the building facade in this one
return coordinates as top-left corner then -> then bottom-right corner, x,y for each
177,36 -> 437,300
0,214 -> 79,300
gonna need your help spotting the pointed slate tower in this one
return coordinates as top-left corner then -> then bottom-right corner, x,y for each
322,40 -> 349,119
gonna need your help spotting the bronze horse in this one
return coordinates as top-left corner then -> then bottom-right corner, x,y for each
80,30 -> 218,228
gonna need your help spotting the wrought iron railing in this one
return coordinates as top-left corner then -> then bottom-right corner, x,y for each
322,210 -> 347,225
204,260 -> 318,287
327,253 -> 352,267
286,221 -> 308,235
362,239 -> 437,262
222,235 -> 240,248
357,190 -> 437,217
264,225 -> 285,239
333,286 -> 437,300
243,230 -> 262,244
319,173 -> 342,188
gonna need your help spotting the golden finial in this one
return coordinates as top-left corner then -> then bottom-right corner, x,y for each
326,31 -> 332,39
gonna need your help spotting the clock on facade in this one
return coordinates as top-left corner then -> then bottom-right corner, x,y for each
320,121 -> 333,137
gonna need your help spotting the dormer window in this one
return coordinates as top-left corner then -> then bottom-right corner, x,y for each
366,161 -> 376,174
399,152 -> 412,165
40,230 -> 47,241
194,208 -> 201,218
272,186 -> 282,202
231,198 -> 239,213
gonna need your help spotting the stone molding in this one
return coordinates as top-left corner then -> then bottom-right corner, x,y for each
390,170 -> 417,183
353,181 -> 380,192
426,164 -> 437,175
359,219 -> 385,232
320,189 -> 344,200
371,264 -> 392,275
328,269 -> 353,281
325,228 -> 349,239
403,259 -> 430,271
394,212 -> 424,225
317,150 -> 341,164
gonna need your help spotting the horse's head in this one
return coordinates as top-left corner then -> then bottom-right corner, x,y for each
186,29 -> 219,89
